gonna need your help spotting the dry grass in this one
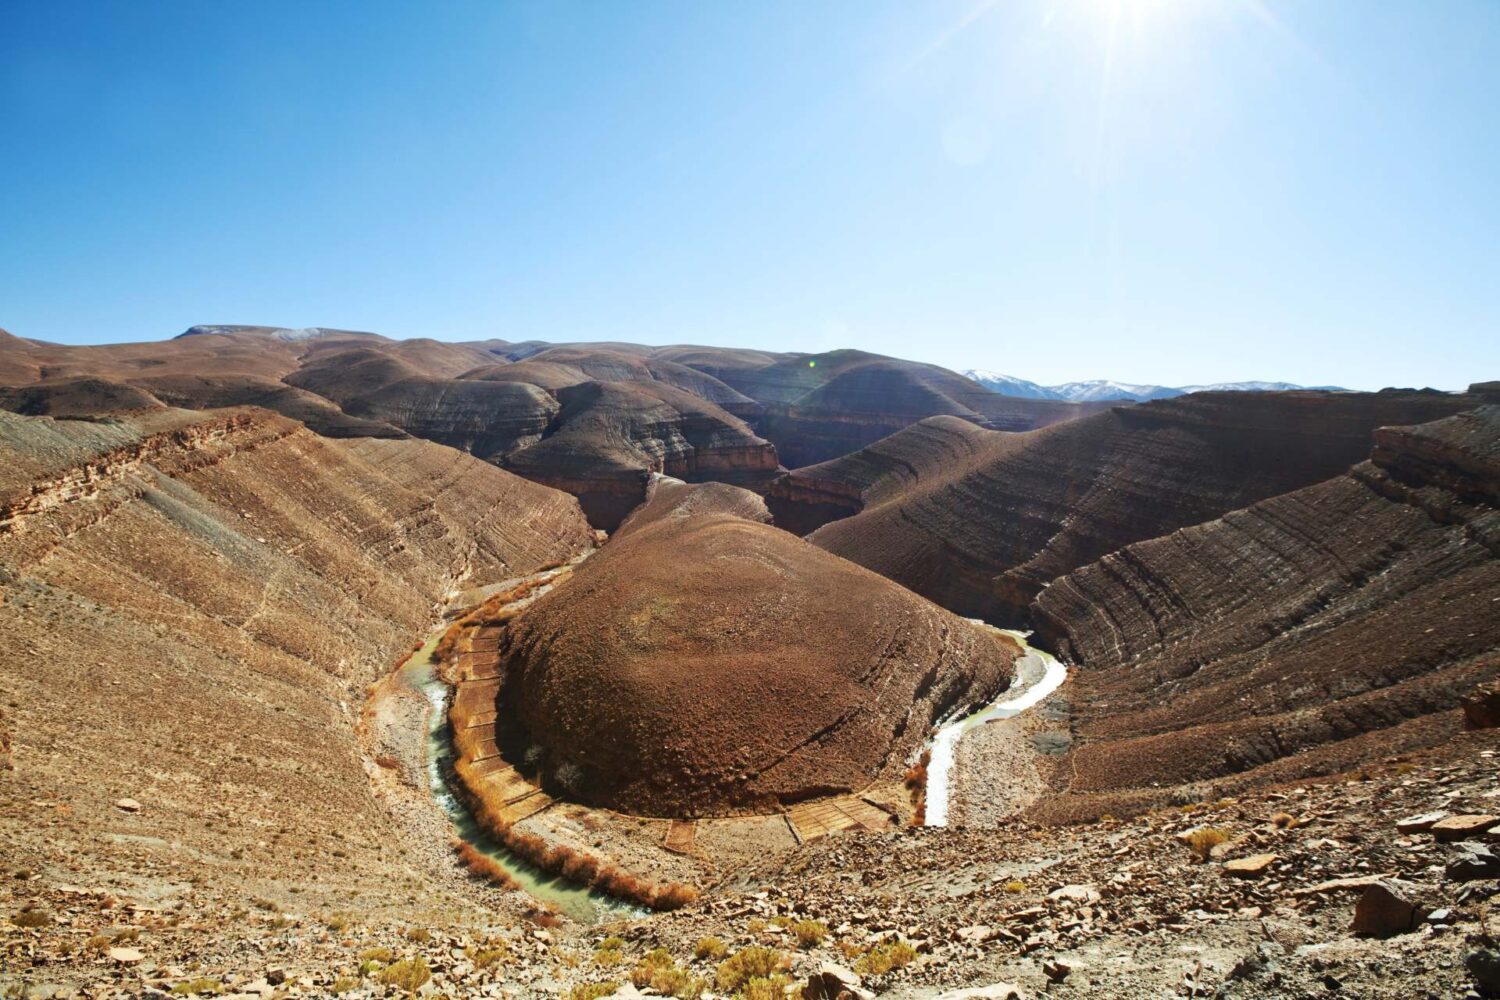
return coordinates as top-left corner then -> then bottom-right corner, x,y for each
11,909 -> 51,928
715,947 -> 786,993
564,983 -> 620,1000
904,749 -> 931,825
377,957 -> 431,993
694,936 -> 728,961
1185,826 -> 1231,861
1271,812 -> 1299,829
1002,880 -> 1026,894
854,940 -> 917,977
791,919 -> 829,949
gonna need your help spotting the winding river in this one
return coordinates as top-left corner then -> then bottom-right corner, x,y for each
923,628 -> 1068,827
402,631 -> 639,924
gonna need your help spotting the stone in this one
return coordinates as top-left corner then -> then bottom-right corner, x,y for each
1043,958 -> 1072,982
1462,679 -> 1500,730
1294,875 -> 1387,896
265,967 -> 286,986
803,962 -> 874,1000
1395,810 -> 1448,834
1447,842 -> 1500,881
114,798 -> 141,813
1047,884 -> 1100,904
1430,815 -> 1499,841
1350,879 -> 1429,937
955,925 -> 993,945
109,947 -> 144,964
933,985 -> 1026,1000
1223,853 -> 1278,878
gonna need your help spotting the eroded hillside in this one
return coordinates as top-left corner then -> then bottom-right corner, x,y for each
0,407 -> 593,937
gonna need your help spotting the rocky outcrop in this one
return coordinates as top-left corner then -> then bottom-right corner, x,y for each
491,483 -> 1015,816
806,390 -> 1484,624
1028,406 -> 1500,820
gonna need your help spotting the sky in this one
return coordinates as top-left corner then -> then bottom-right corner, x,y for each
1,1 -> 1495,390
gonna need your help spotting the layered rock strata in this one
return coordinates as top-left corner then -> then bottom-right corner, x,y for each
1028,405 -> 1500,819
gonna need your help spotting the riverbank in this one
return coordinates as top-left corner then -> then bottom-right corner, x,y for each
925,630 -> 1069,828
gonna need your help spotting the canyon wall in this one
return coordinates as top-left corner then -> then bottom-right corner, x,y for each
1028,405 -> 1500,820
0,407 -> 592,918
803,390 -> 1481,624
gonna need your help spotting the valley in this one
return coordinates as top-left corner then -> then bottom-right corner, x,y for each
0,328 -> 1496,999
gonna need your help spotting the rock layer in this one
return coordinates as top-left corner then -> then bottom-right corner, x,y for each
492,483 -> 1016,816
1028,405 -> 1500,820
801,390 -> 1483,623
0,406 -> 592,919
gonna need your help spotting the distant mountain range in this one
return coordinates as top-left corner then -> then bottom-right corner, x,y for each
962,370 -> 1347,403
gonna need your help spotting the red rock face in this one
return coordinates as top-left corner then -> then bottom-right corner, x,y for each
799,390 -> 1485,624
1028,405 -> 1500,820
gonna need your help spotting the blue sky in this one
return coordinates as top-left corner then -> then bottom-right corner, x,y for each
1,0 -> 1495,390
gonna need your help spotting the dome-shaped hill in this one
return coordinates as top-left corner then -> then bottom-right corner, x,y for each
492,485 -> 1016,817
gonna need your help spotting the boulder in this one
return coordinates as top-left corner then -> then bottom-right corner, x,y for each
803,962 -> 873,1000
1447,842 -> 1500,882
1431,815 -> 1500,841
1223,853 -> 1278,878
1463,679 -> 1500,730
1351,879 -> 1431,937
1395,810 -> 1448,834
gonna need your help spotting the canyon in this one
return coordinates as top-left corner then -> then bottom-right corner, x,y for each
0,327 -> 1496,1000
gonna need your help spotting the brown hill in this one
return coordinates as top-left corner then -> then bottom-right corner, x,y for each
1028,405 -> 1500,820
500,381 -> 779,529
698,348 -> 1102,468
491,483 -> 1016,816
796,390 -> 1482,623
0,406 -> 592,926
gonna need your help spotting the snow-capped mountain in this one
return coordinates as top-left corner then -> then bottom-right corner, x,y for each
962,370 -> 1346,402
959,370 -> 1056,400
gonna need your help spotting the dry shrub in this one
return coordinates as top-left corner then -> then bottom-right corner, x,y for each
693,936 -> 728,961
169,978 -> 224,996
651,882 -> 698,911
715,947 -> 786,992
1003,880 -> 1026,894
378,957 -> 430,993
854,940 -> 917,977
11,909 -> 51,928
594,947 -> 625,967
1185,826 -> 1230,861
792,919 -> 828,949
903,750 -> 930,789
1271,812 -> 1299,829
525,906 -> 563,928
564,984 -> 620,1000
454,841 -> 518,889
740,975 -> 794,1000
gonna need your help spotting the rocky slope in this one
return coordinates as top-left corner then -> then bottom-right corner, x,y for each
0,406 -> 593,956
1025,404 -> 1500,820
491,481 -> 1016,816
797,390 -> 1482,623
